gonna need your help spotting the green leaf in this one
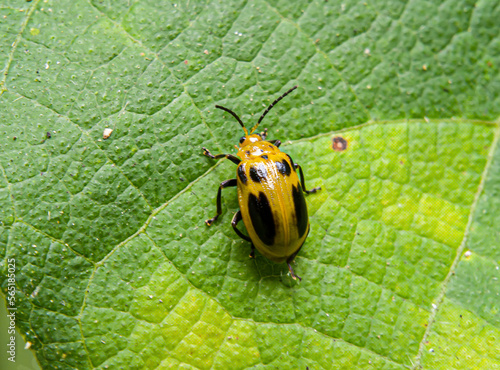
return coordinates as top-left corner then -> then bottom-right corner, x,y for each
1,1 -> 499,369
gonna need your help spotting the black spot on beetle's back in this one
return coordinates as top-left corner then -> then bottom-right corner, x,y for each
292,184 -> 308,238
249,164 -> 267,183
249,167 -> 260,183
276,161 -> 286,175
276,159 -> 291,176
248,192 -> 275,245
238,164 -> 247,184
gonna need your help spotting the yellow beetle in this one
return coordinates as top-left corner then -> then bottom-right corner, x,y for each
203,86 -> 319,280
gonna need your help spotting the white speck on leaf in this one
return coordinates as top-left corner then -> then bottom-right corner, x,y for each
103,128 -> 113,139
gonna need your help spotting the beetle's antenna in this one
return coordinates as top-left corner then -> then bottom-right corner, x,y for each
249,85 -> 298,134
215,105 -> 248,135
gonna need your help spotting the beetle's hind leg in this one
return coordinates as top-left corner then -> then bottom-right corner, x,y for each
286,250 -> 302,281
286,240 -> 306,281
286,259 -> 301,281
205,179 -> 237,226
295,163 -> 321,194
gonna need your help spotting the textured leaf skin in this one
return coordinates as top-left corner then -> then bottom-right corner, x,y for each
0,1 -> 499,369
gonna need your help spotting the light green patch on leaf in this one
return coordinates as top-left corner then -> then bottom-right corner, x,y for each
144,120 -> 495,367
465,135 -> 500,262
1,0 -> 500,369
447,252 -> 500,326
419,299 -> 500,370
417,116 -> 500,370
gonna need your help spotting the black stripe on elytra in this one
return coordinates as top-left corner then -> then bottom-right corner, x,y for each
276,159 -> 291,176
249,163 -> 267,183
248,192 -> 275,245
287,154 -> 296,171
292,184 -> 308,238
237,164 -> 247,184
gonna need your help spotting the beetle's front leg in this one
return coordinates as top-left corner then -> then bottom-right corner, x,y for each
202,147 -> 241,165
268,139 -> 281,148
294,163 -> 321,194
260,128 -> 268,140
205,179 -> 237,226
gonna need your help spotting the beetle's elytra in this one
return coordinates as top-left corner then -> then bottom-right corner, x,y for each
203,86 -> 320,280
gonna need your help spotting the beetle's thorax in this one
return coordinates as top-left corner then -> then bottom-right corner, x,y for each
237,136 -> 278,161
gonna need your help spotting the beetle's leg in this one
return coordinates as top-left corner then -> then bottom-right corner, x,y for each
295,163 -> 321,194
258,129 -> 280,146
260,128 -> 268,140
286,228 -> 310,280
249,244 -> 256,259
231,210 -> 251,242
202,147 -> 241,165
205,178 -> 237,226
286,256 -> 301,281
232,211 -> 255,258
286,242 -> 305,281
268,139 -> 281,148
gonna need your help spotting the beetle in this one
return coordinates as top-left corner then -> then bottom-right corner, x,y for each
203,85 -> 320,280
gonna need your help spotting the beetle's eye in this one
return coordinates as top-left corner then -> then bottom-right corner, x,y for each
239,136 -> 246,144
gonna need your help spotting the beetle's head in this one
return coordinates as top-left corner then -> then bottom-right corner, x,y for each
238,134 -> 263,148
215,85 -> 298,148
